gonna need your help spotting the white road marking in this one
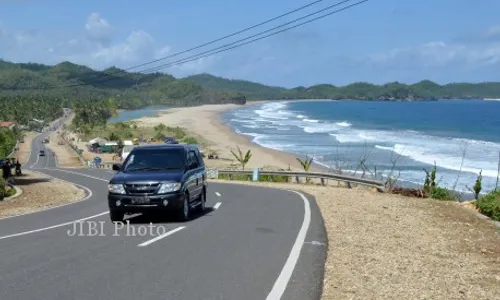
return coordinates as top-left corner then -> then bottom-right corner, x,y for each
215,192 -> 221,197
0,171 -> 93,221
265,190 -> 311,300
44,150 -> 50,169
46,168 -> 109,182
29,149 -> 41,169
213,202 -> 222,210
0,211 -> 108,240
137,226 -> 186,247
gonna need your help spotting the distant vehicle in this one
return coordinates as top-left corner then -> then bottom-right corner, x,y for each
107,144 -> 207,222
39,150 -> 45,156
121,145 -> 136,161
164,136 -> 179,144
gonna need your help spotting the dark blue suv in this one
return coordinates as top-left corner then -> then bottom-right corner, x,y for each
108,144 -> 207,222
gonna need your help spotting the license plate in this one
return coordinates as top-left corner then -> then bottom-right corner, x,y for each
131,197 -> 150,204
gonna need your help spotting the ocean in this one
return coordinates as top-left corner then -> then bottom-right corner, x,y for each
222,100 -> 500,193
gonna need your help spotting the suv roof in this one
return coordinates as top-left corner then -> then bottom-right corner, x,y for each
131,144 -> 199,151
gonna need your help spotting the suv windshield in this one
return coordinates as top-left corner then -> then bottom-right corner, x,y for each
122,148 -> 185,171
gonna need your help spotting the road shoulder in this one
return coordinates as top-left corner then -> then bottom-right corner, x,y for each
0,170 -> 87,218
281,190 -> 327,300
210,179 -> 500,300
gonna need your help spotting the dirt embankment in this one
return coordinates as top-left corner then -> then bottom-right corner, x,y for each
212,180 -> 500,300
15,132 -> 38,165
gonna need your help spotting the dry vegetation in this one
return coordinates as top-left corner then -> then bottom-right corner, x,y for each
211,180 -> 500,300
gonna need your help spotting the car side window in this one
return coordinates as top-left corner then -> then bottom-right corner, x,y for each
195,149 -> 205,167
185,151 -> 192,169
188,151 -> 200,169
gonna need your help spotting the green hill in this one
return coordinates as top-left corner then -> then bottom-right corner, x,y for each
2,59 -> 500,104
0,60 -> 247,109
185,74 -> 500,100
1,59 -> 500,129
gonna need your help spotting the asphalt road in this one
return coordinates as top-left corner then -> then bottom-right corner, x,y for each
0,116 -> 327,300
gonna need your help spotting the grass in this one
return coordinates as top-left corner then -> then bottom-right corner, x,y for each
476,190 -> 500,221
5,187 -> 16,197
217,173 -> 289,183
78,122 -> 200,145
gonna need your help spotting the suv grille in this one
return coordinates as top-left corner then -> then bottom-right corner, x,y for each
124,182 -> 161,195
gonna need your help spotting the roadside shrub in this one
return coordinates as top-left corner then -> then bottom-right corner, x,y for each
166,126 -> 186,139
423,164 -> 458,201
259,174 -> 289,183
5,187 -> 16,197
431,186 -> 458,201
0,177 -> 5,200
476,190 -> 500,221
217,173 -> 289,183
472,171 -> 482,199
183,136 -> 198,145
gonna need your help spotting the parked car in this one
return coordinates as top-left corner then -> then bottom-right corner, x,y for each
39,150 -> 45,156
121,145 -> 136,161
107,144 -> 207,222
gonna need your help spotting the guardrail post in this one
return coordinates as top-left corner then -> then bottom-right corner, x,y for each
295,176 -> 300,183
252,168 -> 259,181
321,178 -> 326,186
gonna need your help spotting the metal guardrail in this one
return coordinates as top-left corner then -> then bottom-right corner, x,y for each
100,165 -> 384,189
215,169 -> 385,189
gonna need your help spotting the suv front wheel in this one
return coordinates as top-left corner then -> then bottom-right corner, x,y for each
197,189 -> 206,213
177,192 -> 191,222
110,210 -> 124,222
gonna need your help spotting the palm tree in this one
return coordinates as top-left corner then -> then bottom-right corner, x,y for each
230,146 -> 252,170
296,156 -> 313,183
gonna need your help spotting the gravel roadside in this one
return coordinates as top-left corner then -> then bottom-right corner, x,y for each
0,171 -> 86,217
211,180 -> 500,300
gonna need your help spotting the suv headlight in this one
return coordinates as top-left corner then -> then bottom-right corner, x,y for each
108,184 -> 126,194
158,182 -> 181,194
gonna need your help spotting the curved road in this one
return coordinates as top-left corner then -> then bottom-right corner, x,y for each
0,118 -> 327,300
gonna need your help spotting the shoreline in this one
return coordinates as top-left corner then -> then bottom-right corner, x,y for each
125,102 -> 491,198
132,101 -> 329,172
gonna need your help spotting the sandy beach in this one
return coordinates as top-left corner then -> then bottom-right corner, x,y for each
132,102 -> 500,299
134,102 -> 326,172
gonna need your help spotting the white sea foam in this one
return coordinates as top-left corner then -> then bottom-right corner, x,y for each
226,101 -> 500,192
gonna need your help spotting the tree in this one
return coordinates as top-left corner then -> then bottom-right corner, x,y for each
230,146 -> 252,170
296,156 -> 313,183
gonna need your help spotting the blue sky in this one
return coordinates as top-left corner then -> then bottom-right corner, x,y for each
0,0 -> 499,87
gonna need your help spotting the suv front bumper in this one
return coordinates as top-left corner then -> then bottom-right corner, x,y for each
108,192 -> 185,213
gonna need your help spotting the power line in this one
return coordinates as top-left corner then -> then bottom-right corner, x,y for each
140,0 -> 365,74
121,0 -> 327,73
118,0 -> 369,97
14,0 -> 367,91
54,0 -> 328,88
62,0 -> 358,89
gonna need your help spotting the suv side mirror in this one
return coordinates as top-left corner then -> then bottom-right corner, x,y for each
112,163 -> 121,171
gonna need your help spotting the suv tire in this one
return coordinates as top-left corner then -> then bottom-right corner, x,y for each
110,210 -> 124,222
177,192 -> 191,222
197,189 -> 206,213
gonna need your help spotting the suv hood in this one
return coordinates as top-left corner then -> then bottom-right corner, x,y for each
110,170 -> 184,183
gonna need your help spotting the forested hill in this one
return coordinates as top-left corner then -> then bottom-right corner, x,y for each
0,60 -> 247,109
186,73 -> 500,100
1,59 -> 500,106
